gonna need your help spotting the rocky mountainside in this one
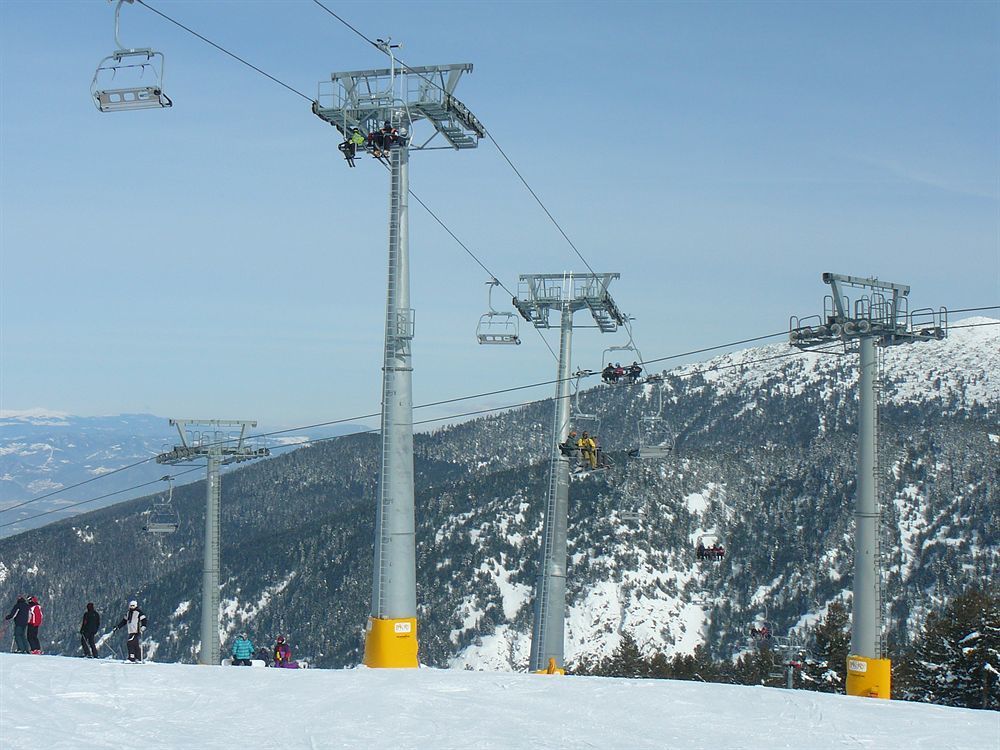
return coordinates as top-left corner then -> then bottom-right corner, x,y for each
0,319 -> 996,670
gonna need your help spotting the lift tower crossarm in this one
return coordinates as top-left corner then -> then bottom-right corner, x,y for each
312,63 -> 482,149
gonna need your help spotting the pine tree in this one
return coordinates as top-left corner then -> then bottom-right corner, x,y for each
900,586 -> 1000,710
801,600 -> 850,693
604,632 -> 648,678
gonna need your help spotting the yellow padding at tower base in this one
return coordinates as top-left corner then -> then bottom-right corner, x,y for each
363,617 -> 418,668
845,654 -> 891,699
533,657 -> 566,675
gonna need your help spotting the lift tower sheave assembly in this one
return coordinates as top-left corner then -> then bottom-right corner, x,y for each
790,273 -> 946,699
156,419 -> 269,666
313,51 -> 483,668
514,273 -> 626,673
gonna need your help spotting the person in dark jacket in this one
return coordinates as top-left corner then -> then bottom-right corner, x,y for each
26,596 -> 43,654
113,600 -> 148,662
80,603 -> 101,658
4,595 -> 30,653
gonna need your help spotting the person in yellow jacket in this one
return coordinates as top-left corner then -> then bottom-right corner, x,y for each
339,126 -> 366,168
578,432 -> 598,470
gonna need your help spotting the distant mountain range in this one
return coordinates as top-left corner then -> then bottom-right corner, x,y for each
0,412 -> 369,536
0,318 -> 995,672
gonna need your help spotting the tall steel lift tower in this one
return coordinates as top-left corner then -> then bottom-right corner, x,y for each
312,47 -> 484,668
157,419 -> 268,666
514,273 -> 627,672
790,273 -> 946,698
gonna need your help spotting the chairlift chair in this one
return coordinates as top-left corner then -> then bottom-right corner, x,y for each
695,533 -> 725,561
476,279 -> 521,345
629,382 -> 673,460
91,0 -> 172,112
143,475 -> 179,534
748,606 -> 774,642
618,496 -> 645,523
570,369 -> 601,435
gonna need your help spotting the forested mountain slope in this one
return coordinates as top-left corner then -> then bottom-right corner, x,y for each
0,319 -> 995,670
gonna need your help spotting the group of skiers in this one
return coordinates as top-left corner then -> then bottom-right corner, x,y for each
3,595 -> 44,654
230,632 -> 300,668
5,594 -> 302,667
338,121 -> 408,167
602,361 -> 643,385
5,596 -> 148,662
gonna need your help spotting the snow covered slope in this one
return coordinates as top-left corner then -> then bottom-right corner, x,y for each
0,654 -> 994,750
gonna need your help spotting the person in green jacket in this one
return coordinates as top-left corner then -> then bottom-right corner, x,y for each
338,127 -> 365,168
231,632 -> 255,666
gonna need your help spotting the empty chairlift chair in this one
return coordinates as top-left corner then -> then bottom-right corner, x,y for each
143,475 -> 179,534
91,0 -> 172,112
629,379 -> 674,460
476,279 -> 521,345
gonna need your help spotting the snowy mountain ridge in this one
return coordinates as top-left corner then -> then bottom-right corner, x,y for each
673,316 -> 999,408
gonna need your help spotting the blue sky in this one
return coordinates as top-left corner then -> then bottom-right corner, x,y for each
1,0 -> 997,429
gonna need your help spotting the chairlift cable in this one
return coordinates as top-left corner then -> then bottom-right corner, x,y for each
0,341 -> 858,525
0,467 -> 201,530
135,0 -> 315,103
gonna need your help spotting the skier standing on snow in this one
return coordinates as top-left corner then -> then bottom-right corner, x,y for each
26,596 -> 43,654
231,632 -> 254,666
3,595 -> 30,653
113,600 -> 148,662
80,602 -> 101,658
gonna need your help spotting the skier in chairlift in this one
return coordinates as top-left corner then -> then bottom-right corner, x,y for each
578,431 -> 599,470
559,430 -> 581,459
338,127 -> 365,167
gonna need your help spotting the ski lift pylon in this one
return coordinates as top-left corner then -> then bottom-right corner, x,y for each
476,279 -> 521,345
91,0 -> 172,112
143,475 -> 179,534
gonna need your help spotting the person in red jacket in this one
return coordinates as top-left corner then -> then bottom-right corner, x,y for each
26,596 -> 43,654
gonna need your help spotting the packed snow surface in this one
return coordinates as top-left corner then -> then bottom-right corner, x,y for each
1,654 -> 995,749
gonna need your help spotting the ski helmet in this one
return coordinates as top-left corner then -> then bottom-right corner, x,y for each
128,600 -> 137,608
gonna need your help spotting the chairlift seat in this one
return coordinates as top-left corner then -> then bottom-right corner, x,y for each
92,49 -> 172,112
144,520 -> 179,534
632,445 -> 672,460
